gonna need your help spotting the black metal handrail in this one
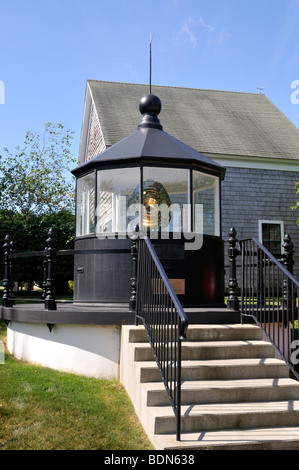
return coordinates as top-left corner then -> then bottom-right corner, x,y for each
135,236 -> 189,441
240,237 -> 299,379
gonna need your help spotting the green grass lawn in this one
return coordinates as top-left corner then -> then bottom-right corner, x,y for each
0,321 -> 154,450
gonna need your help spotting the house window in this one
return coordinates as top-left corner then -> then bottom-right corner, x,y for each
258,220 -> 284,257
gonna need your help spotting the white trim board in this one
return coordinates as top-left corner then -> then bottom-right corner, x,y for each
207,154 -> 299,172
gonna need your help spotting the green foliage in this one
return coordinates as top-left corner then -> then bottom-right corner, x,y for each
0,210 -> 75,293
0,123 -> 76,215
0,123 -> 76,292
292,182 -> 299,224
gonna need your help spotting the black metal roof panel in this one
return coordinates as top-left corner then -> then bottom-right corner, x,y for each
72,126 -> 225,177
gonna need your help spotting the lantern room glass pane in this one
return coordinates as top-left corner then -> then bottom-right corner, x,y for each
97,167 -> 140,233
193,171 -> 220,236
76,172 -> 95,236
142,167 -> 190,232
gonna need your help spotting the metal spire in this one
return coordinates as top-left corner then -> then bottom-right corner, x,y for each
149,33 -> 153,94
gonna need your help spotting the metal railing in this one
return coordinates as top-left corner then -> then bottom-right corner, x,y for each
135,236 -> 189,441
240,237 -> 299,379
1,228 -> 131,310
2,229 -> 72,310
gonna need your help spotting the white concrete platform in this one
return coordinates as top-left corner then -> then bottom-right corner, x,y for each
7,321 -> 121,379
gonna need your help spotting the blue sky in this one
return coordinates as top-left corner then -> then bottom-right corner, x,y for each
0,0 -> 299,163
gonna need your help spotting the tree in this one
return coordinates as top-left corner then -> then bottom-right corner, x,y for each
0,123 -> 76,293
0,209 -> 75,294
0,123 -> 76,215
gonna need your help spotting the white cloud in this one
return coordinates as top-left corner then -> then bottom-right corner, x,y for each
181,18 -> 199,48
173,16 -> 230,49
198,16 -> 216,32
210,27 -> 232,46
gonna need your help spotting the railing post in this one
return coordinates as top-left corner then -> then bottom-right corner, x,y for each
44,228 -> 57,311
283,233 -> 295,311
176,319 -> 182,442
136,236 -> 188,442
2,234 -> 15,307
257,246 -> 265,308
41,243 -> 47,301
227,227 -> 240,311
129,225 -> 139,312
283,234 -> 294,275
9,239 -> 16,305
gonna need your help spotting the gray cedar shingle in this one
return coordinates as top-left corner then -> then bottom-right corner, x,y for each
87,80 -> 299,160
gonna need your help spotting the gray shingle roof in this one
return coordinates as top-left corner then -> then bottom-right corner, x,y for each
88,80 -> 299,160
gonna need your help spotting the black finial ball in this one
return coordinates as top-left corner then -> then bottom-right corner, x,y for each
139,94 -> 162,115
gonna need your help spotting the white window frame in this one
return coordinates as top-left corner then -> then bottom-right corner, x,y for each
258,220 -> 284,255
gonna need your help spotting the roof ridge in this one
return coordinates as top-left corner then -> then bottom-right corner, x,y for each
87,79 -> 263,97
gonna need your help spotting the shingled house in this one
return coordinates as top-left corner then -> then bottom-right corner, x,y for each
78,80 -> 299,281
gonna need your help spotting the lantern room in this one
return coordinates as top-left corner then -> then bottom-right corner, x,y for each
72,94 -> 225,307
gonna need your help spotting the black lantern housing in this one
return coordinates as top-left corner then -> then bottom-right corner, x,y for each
72,94 -> 226,307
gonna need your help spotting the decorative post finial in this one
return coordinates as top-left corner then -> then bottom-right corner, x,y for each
2,234 -> 15,307
138,94 -> 163,130
129,225 -> 139,313
283,233 -> 294,275
44,228 -> 57,311
283,233 -> 295,310
227,227 -> 240,311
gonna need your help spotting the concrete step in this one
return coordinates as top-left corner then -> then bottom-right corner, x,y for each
138,358 -> 290,382
152,427 -> 299,450
143,378 -> 299,406
185,324 -> 263,342
127,324 -> 263,343
120,323 -> 299,450
133,340 -> 275,361
150,400 -> 299,435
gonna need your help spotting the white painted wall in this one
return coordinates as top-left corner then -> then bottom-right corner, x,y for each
7,322 -> 121,379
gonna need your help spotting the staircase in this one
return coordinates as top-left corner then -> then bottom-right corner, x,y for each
120,323 -> 299,450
